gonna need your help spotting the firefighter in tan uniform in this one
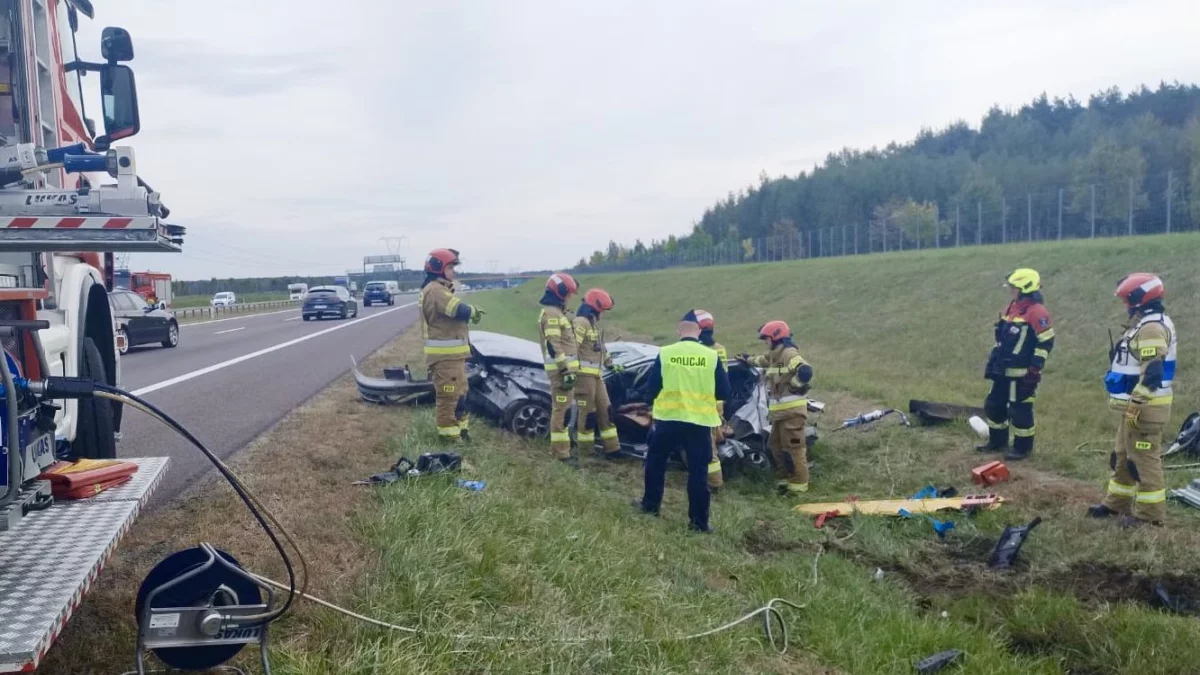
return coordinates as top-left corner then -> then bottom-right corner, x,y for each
538,272 -> 581,466
743,320 -> 814,495
573,289 -> 622,459
1089,273 -> 1176,526
419,249 -> 484,442
696,310 -> 726,492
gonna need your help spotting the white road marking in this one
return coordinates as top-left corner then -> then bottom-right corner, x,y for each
132,302 -> 416,397
179,307 -> 297,327
214,327 -> 246,335
284,316 -> 302,322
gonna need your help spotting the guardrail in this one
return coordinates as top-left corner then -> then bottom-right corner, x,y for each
171,299 -> 300,320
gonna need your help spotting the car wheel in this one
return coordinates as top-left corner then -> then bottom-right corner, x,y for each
504,398 -> 552,438
303,315 -> 312,321
116,328 -> 129,355
340,307 -> 348,320
741,443 -> 772,473
162,321 -> 179,348
388,298 -> 395,306
364,301 -> 370,307
76,337 -> 116,459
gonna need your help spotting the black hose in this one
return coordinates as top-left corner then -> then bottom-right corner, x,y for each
94,383 -> 298,624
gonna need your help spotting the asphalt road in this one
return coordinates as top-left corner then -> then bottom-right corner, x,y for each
116,300 -> 420,502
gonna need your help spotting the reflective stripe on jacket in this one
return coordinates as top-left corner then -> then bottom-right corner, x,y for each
1106,312 -> 1176,406
653,341 -> 721,427
420,279 -> 470,363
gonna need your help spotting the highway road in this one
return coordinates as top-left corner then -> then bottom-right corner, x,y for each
115,301 -> 420,502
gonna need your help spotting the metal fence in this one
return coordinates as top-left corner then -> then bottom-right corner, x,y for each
172,299 -> 299,320
583,168 -> 1197,272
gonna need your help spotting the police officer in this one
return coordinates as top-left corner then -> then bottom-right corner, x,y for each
419,249 -> 484,442
538,272 -> 580,466
744,320 -> 814,495
696,310 -> 727,492
634,310 -> 731,532
573,288 -> 622,459
1089,273 -> 1176,527
979,268 -> 1055,461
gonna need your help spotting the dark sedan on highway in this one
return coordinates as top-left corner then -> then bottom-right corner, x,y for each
109,289 -> 180,354
302,285 -> 359,321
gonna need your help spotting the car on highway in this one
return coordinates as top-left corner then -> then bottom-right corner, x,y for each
303,285 -> 359,321
109,290 -> 180,354
362,281 -> 398,306
210,291 -> 237,307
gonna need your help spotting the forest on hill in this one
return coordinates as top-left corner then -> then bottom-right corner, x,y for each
577,83 -> 1200,269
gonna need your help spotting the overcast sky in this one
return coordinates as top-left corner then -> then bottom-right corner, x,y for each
77,0 -> 1198,280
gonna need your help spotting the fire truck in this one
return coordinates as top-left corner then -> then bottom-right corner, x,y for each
114,268 -> 173,308
0,0 -> 179,671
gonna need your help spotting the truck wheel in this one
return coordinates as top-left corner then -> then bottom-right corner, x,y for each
76,337 -> 116,459
163,321 -> 180,348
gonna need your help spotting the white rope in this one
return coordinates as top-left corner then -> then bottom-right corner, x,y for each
252,574 -> 803,652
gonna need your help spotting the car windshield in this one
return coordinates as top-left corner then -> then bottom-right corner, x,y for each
366,283 -> 385,290
214,293 -> 232,299
308,289 -> 336,296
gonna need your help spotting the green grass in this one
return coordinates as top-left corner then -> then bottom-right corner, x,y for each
172,292 -> 287,308
278,233 -> 1200,674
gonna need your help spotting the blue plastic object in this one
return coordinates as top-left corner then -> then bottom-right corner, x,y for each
63,154 -> 108,174
46,143 -> 87,163
898,507 -> 955,539
911,485 -> 937,500
457,480 -> 486,491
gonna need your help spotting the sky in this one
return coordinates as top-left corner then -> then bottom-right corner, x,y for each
73,0 -> 1199,280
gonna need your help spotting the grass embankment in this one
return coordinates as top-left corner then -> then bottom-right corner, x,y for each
172,292 -> 286,308
44,234 -> 1200,674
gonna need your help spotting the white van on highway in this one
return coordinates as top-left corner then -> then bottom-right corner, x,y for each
211,291 -> 237,307
287,282 -> 308,300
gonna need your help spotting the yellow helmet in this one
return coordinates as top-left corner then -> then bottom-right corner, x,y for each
1005,268 -> 1041,294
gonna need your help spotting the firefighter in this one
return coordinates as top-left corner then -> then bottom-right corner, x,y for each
419,248 -> 484,442
978,268 -> 1055,461
573,288 -> 622,459
743,320 -> 814,495
538,272 -> 580,466
634,310 -> 732,532
696,310 -> 726,492
1089,273 -> 1176,527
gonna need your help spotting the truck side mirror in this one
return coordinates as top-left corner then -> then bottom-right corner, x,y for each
101,27 -> 134,63
95,65 -> 140,150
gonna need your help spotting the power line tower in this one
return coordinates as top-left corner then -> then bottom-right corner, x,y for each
379,236 -> 407,270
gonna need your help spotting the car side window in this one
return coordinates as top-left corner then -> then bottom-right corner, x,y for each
127,293 -> 150,311
111,293 -> 135,311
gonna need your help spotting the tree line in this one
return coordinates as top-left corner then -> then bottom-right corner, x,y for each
575,82 -> 1200,270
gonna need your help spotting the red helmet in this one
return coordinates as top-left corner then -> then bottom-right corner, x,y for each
545,272 -> 578,300
425,248 -> 461,275
583,288 -> 614,312
694,309 -> 715,331
1115,273 -> 1164,310
758,320 -> 791,342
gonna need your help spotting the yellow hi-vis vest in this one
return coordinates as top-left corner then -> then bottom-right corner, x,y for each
653,340 -> 720,427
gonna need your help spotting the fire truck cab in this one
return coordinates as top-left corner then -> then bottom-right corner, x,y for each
0,0 -> 162,459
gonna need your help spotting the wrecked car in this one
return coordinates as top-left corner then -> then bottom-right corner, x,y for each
352,331 -> 821,474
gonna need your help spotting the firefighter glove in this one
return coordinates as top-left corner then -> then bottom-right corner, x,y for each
469,306 -> 486,324
737,352 -> 751,362
1124,404 -> 1142,429
561,372 -> 577,390
609,363 -> 625,373
1022,367 -> 1041,385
